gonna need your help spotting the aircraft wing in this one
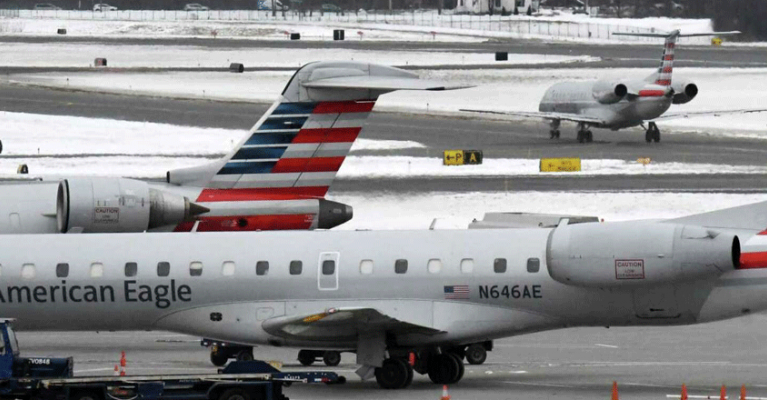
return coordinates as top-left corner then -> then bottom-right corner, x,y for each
652,108 -> 767,122
261,307 -> 444,342
460,108 -> 605,124
303,76 -> 471,91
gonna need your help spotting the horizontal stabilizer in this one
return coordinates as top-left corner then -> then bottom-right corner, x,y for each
303,76 -> 469,91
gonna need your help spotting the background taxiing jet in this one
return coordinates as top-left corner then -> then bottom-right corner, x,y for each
462,30 -> 767,143
0,61 -> 462,234
2,199 -> 767,389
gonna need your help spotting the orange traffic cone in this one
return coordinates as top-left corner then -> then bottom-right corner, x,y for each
408,352 -> 416,367
113,365 -> 119,376
720,385 -> 727,400
611,381 -> 619,400
681,384 -> 689,400
440,385 -> 451,400
741,385 -> 746,400
119,351 -> 127,376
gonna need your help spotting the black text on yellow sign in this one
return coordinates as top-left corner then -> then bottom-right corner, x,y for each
443,150 -> 483,166
540,158 -> 581,172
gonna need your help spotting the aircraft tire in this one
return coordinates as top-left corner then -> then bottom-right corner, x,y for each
297,350 -> 315,366
445,353 -> 462,384
555,130 -> 560,139
586,131 -> 593,142
403,361 -> 414,388
210,351 -> 229,367
653,129 -> 661,142
577,131 -> 585,143
427,354 -> 459,384
645,130 -> 652,143
323,351 -> 341,366
465,344 -> 487,365
236,349 -> 254,362
375,358 -> 409,389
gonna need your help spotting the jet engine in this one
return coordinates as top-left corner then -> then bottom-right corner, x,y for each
547,221 -> 740,288
57,178 -> 208,233
592,81 -> 628,104
671,79 -> 698,104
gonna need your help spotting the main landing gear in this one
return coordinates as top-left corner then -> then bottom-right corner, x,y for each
645,122 -> 661,143
576,122 -> 593,143
549,119 -> 561,139
374,351 -> 465,389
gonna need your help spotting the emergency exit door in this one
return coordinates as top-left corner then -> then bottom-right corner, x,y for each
317,252 -> 340,291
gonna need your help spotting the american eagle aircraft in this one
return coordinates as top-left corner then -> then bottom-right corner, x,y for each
462,30 -> 767,143
2,199 -> 767,389
0,61 -> 461,234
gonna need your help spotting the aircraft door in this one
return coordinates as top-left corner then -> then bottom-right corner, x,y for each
317,252 -> 340,291
632,284 -> 680,319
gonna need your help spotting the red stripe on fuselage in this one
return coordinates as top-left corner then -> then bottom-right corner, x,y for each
639,90 -> 666,97
175,214 -> 315,232
292,128 -> 361,143
196,187 -> 328,202
655,79 -> 671,86
313,101 -> 376,114
739,252 -> 767,269
272,157 -> 346,173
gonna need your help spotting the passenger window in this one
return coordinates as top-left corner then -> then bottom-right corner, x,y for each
494,258 -> 507,273
157,262 -> 170,277
289,260 -> 302,275
56,263 -> 69,278
359,260 -> 374,275
21,264 -> 35,279
395,259 -> 408,274
222,261 -> 235,276
460,259 -> 474,274
527,258 -> 540,273
189,262 -> 203,277
256,261 -> 269,276
125,262 -> 138,277
90,263 -> 104,278
322,260 -> 335,275
427,259 -> 442,274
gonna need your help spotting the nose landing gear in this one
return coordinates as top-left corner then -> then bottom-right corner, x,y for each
645,122 -> 661,143
576,122 -> 593,143
549,119 -> 561,139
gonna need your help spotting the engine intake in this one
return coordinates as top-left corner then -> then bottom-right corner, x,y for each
592,81 -> 628,104
546,221 -> 739,288
57,178 -> 208,233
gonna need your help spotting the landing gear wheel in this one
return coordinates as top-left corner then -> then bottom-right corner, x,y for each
404,361 -> 414,387
465,344 -> 487,365
323,351 -> 341,367
653,129 -> 661,142
217,388 -> 251,400
235,349 -> 254,362
446,353 -> 464,383
577,131 -> 585,143
549,130 -> 560,139
210,351 -> 228,367
427,354 -> 460,384
297,350 -> 315,366
645,130 -> 652,143
585,130 -> 593,142
375,358 -> 410,389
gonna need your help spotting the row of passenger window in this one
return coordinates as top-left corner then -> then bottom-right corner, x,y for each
5,257 -> 540,279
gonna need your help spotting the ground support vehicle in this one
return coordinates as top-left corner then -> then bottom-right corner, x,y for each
0,321 -> 343,400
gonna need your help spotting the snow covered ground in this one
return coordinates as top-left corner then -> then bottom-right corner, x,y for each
11,66 -> 767,135
1,11 -> 716,43
0,42 -> 594,68
329,191 -> 767,230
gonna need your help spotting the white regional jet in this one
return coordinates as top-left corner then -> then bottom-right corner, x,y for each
462,30 -> 767,143
3,199 -> 767,389
0,61 -> 460,234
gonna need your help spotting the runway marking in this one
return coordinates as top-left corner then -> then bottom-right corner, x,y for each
595,343 -> 619,348
75,368 -> 116,373
510,370 -> 528,374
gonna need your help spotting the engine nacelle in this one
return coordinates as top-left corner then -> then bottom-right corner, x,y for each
547,221 -> 740,288
671,79 -> 698,104
57,178 -> 208,233
592,81 -> 628,104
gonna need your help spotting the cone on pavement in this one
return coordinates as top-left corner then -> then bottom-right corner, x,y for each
741,385 -> 747,400
113,365 -> 119,376
720,385 -> 727,400
119,351 -> 127,376
681,384 -> 688,400
611,381 -> 619,400
440,385 -> 451,400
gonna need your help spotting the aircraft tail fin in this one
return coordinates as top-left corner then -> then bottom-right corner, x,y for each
613,30 -> 740,86
167,61 -> 465,231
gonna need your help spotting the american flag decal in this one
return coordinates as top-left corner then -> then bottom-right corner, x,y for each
444,285 -> 470,299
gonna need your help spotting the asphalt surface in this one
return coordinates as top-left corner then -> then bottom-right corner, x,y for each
18,313 -> 767,400
3,84 -> 767,192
